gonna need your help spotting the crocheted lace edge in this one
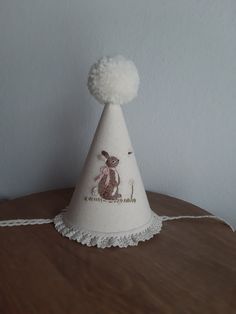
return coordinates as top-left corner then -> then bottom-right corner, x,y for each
54,211 -> 162,248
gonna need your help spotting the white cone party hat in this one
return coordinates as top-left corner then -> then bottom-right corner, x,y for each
0,57 -> 233,248
54,56 -> 163,248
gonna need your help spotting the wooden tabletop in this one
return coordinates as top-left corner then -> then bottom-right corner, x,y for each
0,189 -> 235,314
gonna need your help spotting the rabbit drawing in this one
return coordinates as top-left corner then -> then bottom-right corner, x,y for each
94,150 -> 121,200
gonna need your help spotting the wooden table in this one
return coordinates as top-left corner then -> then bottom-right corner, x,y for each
0,189 -> 235,314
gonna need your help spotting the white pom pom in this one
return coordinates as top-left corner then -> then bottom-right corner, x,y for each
87,55 -> 140,105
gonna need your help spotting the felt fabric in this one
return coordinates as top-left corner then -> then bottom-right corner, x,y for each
65,104 -> 156,234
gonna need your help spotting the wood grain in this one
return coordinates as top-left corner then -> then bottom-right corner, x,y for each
0,189 -> 235,314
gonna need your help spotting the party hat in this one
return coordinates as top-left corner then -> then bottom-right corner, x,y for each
54,56 -> 162,248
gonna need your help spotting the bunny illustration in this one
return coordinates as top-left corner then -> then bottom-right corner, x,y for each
94,150 -> 121,200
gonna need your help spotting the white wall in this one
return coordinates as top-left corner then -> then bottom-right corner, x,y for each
0,0 -> 236,226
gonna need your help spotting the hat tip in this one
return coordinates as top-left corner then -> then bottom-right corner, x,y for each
87,55 -> 140,106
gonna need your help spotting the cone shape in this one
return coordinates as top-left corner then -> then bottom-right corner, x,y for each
54,104 -> 162,248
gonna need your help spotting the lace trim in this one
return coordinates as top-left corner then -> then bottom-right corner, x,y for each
0,212 -> 234,248
54,211 -> 162,248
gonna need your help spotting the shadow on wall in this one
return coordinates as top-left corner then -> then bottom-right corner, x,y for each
40,93 -> 98,194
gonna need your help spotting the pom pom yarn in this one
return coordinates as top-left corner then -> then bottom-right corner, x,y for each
87,55 -> 140,105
